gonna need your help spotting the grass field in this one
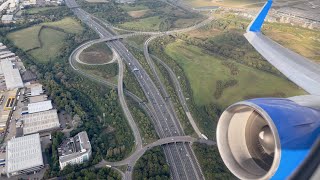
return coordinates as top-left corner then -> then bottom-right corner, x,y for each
7,26 -> 41,51
165,40 -> 305,107
7,17 -> 83,62
119,16 -> 162,31
79,42 -> 113,64
29,28 -> 66,62
263,23 -> 320,62
23,6 -> 60,14
185,0 -> 265,8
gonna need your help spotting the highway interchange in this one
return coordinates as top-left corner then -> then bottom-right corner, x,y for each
66,0 -> 214,179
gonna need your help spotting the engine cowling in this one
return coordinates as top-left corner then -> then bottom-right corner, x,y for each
216,95 -> 320,180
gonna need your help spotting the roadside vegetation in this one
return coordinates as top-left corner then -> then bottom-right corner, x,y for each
192,143 -> 234,179
155,58 -> 195,136
126,97 -> 158,144
77,63 -> 119,84
78,0 -> 204,31
123,65 -> 147,102
125,35 -> 150,49
133,147 -> 170,180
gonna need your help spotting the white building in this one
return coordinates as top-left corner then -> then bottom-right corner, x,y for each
6,133 -> 44,177
0,59 -> 23,90
0,52 -> 14,59
1,14 -> 13,24
58,131 -> 92,169
27,100 -> 53,114
22,109 -> 60,135
26,83 -> 44,97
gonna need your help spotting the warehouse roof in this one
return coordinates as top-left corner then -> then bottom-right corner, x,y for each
27,100 -> 53,114
29,95 -> 48,103
22,109 -> 60,135
26,83 -> 43,96
1,15 -> 13,21
1,60 -> 23,90
0,53 -> 15,59
6,133 -> 43,174
0,51 -> 11,55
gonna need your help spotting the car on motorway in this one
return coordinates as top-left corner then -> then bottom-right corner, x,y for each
127,166 -> 132,171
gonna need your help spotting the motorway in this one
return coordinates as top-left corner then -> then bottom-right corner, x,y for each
144,36 -> 203,138
66,0 -> 207,179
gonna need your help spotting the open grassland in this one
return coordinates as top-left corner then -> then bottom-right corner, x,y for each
79,42 -> 113,64
165,40 -> 305,107
7,26 -> 41,51
29,29 -> 66,62
263,23 -> 320,62
42,17 -> 83,34
119,16 -> 162,31
185,0 -> 265,8
23,6 -> 60,14
7,17 -> 83,62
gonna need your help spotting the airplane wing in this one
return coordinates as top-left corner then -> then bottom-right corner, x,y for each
244,0 -> 320,95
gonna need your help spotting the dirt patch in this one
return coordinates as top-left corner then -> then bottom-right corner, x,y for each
80,51 -> 113,64
85,0 -> 108,2
128,10 -> 148,18
79,42 -> 113,64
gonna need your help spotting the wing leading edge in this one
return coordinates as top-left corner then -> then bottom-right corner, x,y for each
244,0 -> 320,95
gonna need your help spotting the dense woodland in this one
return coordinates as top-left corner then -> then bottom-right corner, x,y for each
133,147 -> 170,180
193,143 -> 234,179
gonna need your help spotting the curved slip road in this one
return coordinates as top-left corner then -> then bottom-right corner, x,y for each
69,40 -> 144,151
117,58 -> 143,150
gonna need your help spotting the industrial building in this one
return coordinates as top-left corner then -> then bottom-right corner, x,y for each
0,59 -> 23,90
21,109 -> 60,135
25,83 -> 44,97
0,52 -> 15,59
6,133 -> 44,177
29,95 -> 48,103
22,100 -> 53,114
1,15 -> 13,24
58,131 -> 92,170
0,110 -> 10,132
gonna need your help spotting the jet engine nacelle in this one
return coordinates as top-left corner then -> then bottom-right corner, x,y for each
217,95 -> 320,180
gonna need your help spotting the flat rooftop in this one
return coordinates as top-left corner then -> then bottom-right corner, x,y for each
29,95 -> 48,103
22,109 -> 60,135
26,83 -> 43,96
27,100 -> 53,114
59,131 -> 91,163
1,59 -> 23,90
1,15 -> 13,21
6,133 -> 44,174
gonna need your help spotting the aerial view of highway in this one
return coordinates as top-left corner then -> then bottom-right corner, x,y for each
65,0 -> 209,179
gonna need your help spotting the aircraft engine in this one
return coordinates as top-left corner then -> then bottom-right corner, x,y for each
216,95 -> 320,180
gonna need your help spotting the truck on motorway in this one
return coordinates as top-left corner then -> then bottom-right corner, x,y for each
201,134 -> 208,140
